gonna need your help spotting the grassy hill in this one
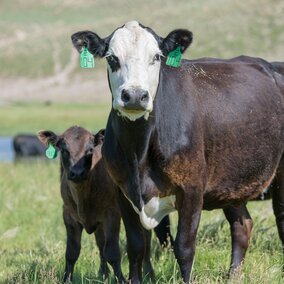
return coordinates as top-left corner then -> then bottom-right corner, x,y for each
0,0 -> 283,104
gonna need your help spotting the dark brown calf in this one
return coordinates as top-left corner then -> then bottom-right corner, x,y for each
38,126 -> 125,283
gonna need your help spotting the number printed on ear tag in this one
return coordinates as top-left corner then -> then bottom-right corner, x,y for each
45,144 -> 58,159
166,46 -> 182,68
80,47 -> 95,68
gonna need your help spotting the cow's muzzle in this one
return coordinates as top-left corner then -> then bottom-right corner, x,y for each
121,88 -> 149,111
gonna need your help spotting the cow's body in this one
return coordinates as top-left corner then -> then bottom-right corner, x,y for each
13,134 -> 46,157
105,56 -> 284,209
71,22 -> 284,283
104,56 -> 284,282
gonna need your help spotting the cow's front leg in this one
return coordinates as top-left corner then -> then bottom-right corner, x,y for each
174,188 -> 203,283
103,210 -> 126,283
223,204 -> 253,276
63,209 -> 83,283
118,190 -> 146,284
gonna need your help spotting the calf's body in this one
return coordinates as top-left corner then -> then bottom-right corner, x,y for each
38,127 -> 124,282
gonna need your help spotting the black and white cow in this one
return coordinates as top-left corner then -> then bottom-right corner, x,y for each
72,21 -> 284,283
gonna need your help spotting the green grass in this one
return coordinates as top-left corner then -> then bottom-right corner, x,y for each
0,102 -> 110,136
0,161 -> 283,283
1,0 -> 284,283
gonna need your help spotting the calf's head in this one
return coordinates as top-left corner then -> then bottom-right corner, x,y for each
37,126 -> 104,183
71,21 -> 193,121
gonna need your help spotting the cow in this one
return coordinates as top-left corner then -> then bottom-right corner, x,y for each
71,21 -> 284,283
37,126 -> 173,283
13,134 -> 46,158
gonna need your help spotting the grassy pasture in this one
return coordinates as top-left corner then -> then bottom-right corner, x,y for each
1,0 -> 284,283
0,161 -> 283,283
0,102 -> 110,136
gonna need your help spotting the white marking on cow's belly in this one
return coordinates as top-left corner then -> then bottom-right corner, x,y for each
123,194 -> 176,229
139,196 -> 177,230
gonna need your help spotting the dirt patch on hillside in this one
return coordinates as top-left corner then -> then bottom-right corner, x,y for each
0,49 -> 111,105
0,74 -> 110,105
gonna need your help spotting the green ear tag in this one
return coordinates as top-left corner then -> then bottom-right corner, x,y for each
45,144 -> 58,159
166,46 -> 182,68
80,47 -> 95,68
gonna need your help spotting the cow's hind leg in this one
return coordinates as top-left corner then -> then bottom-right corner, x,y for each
153,215 -> 174,247
223,204 -> 253,276
271,157 -> 284,270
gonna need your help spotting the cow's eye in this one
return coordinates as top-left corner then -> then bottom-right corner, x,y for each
86,148 -> 93,155
106,55 -> 120,72
150,54 -> 161,65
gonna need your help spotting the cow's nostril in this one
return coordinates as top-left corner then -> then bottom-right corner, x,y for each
68,170 -> 76,180
141,92 -> 149,102
121,90 -> 130,103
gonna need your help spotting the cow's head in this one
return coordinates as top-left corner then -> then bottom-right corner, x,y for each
37,126 -> 105,183
71,21 -> 193,121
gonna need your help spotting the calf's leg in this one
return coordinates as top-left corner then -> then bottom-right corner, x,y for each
223,204 -> 253,276
94,227 -> 110,280
63,209 -> 83,283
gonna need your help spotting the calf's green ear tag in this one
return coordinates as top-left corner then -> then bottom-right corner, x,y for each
166,46 -> 182,68
80,47 -> 95,68
46,143 -> 57,159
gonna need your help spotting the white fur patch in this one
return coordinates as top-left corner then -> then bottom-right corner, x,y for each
107,21 -> 162,121
124,194 -> 176,230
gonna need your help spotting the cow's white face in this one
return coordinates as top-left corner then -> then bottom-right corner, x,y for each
106,21 -> 162,121
71,21 -> 193,121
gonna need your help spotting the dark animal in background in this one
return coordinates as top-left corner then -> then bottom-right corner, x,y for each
13,134 -> 46,157
72,21 -> 284,283
37,126 -> 173,283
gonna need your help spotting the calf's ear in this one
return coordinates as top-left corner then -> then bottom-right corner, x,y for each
71,31 -> 107,57
161,29 -> 193,55
37,130 -> 58,147
93,129 -> 105,146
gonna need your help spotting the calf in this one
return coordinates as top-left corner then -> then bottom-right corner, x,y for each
38,126 -> 125,283
37,126 -> 173,283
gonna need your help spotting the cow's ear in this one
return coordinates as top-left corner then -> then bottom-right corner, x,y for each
93,129 -> 105,146
37,130 -> 58,147
161,29 -> 193,55
71,31 -> 107,58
